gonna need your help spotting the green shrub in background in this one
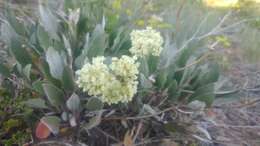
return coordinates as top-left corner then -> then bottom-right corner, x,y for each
0,83 -> 33,146
0,0 -> 225,145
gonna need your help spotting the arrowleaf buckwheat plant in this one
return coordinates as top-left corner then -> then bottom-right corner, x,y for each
0,0 -> 226,145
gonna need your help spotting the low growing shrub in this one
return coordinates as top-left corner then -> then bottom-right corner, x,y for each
0,0 -> 223,145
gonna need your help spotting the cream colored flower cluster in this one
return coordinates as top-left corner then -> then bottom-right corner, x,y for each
130,27 -> 163,57
76,57 -> 111,96
76,56 -> 139,104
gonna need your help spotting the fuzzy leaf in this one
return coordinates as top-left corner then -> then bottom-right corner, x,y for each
0,22 -> 17,46
23,64 -> 32,80
10,38 -> 32,66
75,33 -> 90,68
0,64 -> 11,77
190,83 -> 215,106
200,63 -> 219,85
39,5 -> 59,40
156,69 -> 168,89
139,58 -> 149,77
87,24 -> 108,58
66,93 -> 80,112
41,116 -> 61,134
86,97 -> 104,111
23,98 -> 48,109
176,47 -> 194,68
46,47 -> 65,80
147,55 -> 159,74
62,66 -> 74,93
37,25 -> 51,51
32,80 -> 46,95
43,83 -> 65,108
5,8 -> 27,36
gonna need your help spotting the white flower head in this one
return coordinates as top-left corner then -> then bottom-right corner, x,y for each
130,27 -> 163,57
76,57 -> 111,96
76,56 -> 139,105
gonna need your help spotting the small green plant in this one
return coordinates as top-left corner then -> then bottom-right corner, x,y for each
0,89 -> 32,146
0,0 -> 223,145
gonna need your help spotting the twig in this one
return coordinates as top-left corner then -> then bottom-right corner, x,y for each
133,121 -> 143,142
35,141 -> 74,146
197,11 -> 232,40
103,107 -> 174,121
103,105 -> 194,121
234,99 -> 260,108
210,124 -> 260,129
156,95 -> 169,107
217,17 -> 260,33
179,12 -> 212,50
175,51 -> 212,72
95,127 -> 120,142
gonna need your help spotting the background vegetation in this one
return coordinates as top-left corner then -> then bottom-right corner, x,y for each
0,0 -> 259,146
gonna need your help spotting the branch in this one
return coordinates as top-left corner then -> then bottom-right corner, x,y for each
103,107 -> 174,121
179,12 -> 213,51
197,11 -> 232,40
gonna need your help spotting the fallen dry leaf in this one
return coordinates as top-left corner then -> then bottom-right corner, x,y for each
35,121 -> 51,139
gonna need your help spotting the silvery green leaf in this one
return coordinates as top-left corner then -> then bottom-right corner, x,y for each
62,66 -> 75,93
62,35 -> 70,49
156,70 -> 168,89
0,63 -> 10,77
0,22 -> 17,46
66,93 -> 80,112
110,27 -> 127,53
62,35 -> 72,59
23,98 -> 48,109
39,5 -> 59,40
32,80 -> 46,95
147,55 -> 159,74
46,47 -> 65,80
199,63 -> 219,85
37,25 -> 51,51
23,64 -> 32,80
190,83 -> 215,106
139,58 -> 149,77
16,62 -> 23,74
10,38 -> 32,67
86,97 -> 103,111
87,24 -> 108,58
41,116 -> 61,134
5,8 -> 27,36
168,80 -> 179,100
75,33 -> 90,68
43,83 -> 65,108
